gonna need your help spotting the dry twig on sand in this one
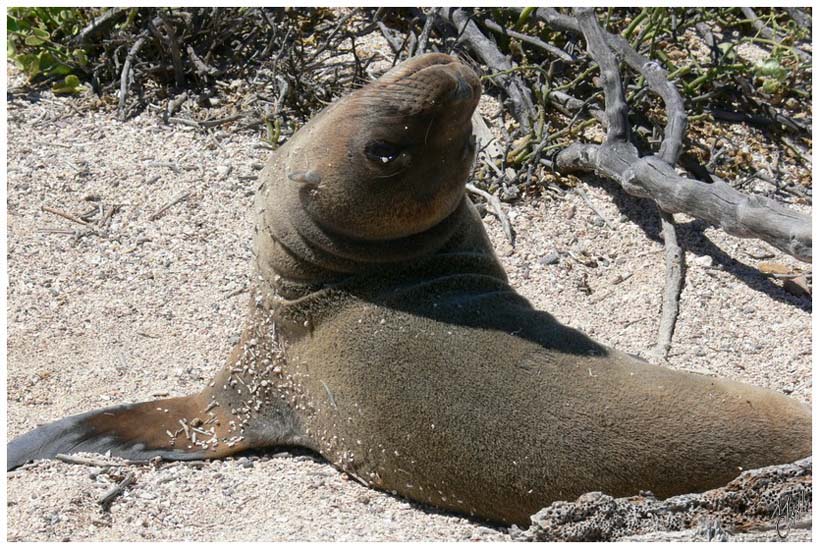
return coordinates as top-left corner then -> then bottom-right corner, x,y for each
98,473 -> 136,511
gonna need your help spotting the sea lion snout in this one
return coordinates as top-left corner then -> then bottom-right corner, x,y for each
371,53 -> 481,120
413,55 -> 481,107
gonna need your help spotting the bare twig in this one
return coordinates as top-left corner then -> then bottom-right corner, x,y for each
377,21 -> 404,55
481,18 -> 576,63
307,11 -> 353,64
187,45 -> 222,78
149,191 -> 192,221
536,8 -> 811,263
156,12 -> 186,87
710,108 -> 810,136
118,34 -> 148,121
167,116 -> 201,129
74,7 -> 128,46
740,7 -> 778,41
200,113 -> 243,128
98,205 -> 119,228
780,136 -> 812,169
466,183 -> 515,246
42,206 -> 93,227
582,9 -> 689,358
547,90 -> 607,126
574,8 -> 629,143
415,9 -> 436,54
575,187 -> 613,229
651,210 -> 685,360
98,472 -> 136,511
164,91 -> 188,124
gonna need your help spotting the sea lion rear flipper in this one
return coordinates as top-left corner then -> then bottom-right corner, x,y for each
7,390 -> 300,471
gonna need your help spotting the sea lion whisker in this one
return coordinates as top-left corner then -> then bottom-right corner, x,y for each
423,115 -> 435,146
373,169 -> 406,179
320,380 -> 338,410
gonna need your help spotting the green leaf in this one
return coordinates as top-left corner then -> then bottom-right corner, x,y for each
760,78 -> 782,94
31,27 -> 50,40
755,59 -> 787,80
516,7 -> 535,28
16,53 -> 40,77
72,48 -> 88,67
48,63 -> 73,76
52,74 -> 84,95
37,50 -> 59,73
8,16 -> 20,33
24,34 -> 45,46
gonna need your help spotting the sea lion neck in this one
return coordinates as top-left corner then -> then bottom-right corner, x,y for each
255,187 -> 477,286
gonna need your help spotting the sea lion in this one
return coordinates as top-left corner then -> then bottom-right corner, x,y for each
7,53 -> 811,526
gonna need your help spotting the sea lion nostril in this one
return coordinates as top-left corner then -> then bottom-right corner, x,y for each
449,76 -> 474,102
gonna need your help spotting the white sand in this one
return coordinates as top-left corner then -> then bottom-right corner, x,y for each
6,70 -> 811,541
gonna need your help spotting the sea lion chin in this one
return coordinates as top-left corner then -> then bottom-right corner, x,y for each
8,53 -> 811,528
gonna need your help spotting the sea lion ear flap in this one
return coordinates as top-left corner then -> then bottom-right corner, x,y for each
287,170 -> 322,187
6,395 -> 256,471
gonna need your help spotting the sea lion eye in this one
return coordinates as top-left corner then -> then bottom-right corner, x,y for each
365,140 -> 402,164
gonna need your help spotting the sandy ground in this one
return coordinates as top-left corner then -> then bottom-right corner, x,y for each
5,73 -> 812,540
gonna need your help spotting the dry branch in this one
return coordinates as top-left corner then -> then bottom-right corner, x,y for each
575,9 -> 630,144
652,210 -> 685,360
155,13 -> 186,87
187,45 -> 222,77
556,142 -> 811,262
98,472 -> 136,510
531,8 -> 811,264
74,7 -> 128,46
414,9 -> 436,55
466,183 -> 515,245
481,18 -> 576,63
589,9 -> 689,357
149,191 -> 192,221
572,9 -> 687,358
439,8 -> 536,132
118,34 -> 148,121
547,90 -> 607,126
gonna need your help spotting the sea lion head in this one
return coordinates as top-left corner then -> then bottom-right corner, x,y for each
284,53 -> 481,241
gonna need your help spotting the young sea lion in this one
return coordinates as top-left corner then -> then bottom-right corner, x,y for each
7,53 -> 811,526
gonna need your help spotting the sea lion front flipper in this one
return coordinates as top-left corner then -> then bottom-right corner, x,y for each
7,388 -> 300,471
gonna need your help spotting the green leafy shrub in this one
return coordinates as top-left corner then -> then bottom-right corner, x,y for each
7,7 -> 92,93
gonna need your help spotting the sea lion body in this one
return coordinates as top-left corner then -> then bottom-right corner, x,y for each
261,202 -> 809,525
8,54 -> 810,527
